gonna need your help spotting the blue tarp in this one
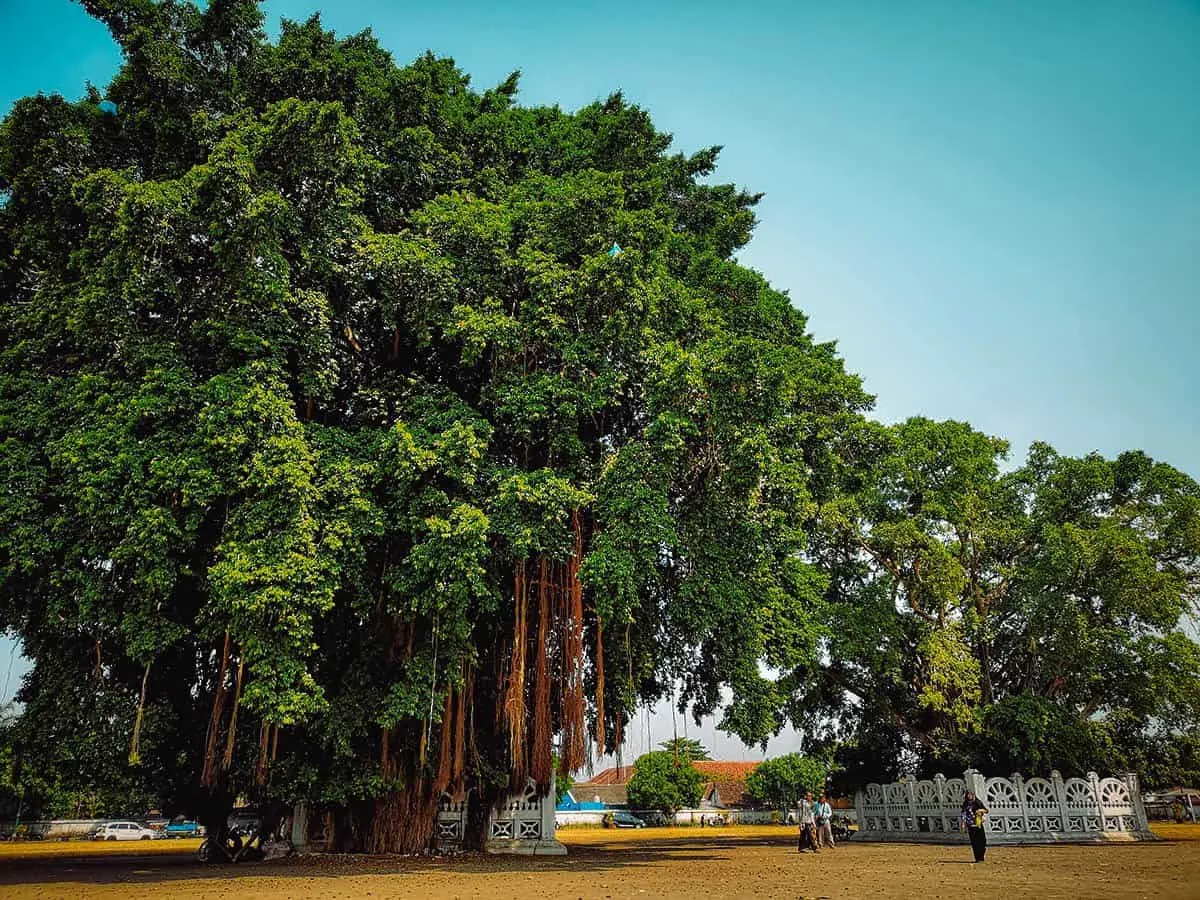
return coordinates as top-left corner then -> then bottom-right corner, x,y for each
556,793 -> 607,812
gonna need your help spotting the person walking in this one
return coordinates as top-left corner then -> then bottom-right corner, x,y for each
815,793 -> 835,849
797,791 -> 818,853
961,790 -> 989,863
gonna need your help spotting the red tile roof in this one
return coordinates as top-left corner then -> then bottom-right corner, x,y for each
582,761 -> 759,791
693,762 -> 759,808
580,765 -> 636,786
692,761 -> 760,781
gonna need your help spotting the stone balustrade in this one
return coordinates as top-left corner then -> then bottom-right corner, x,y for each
438,776 -> 565,855
854,769 -> 1153,843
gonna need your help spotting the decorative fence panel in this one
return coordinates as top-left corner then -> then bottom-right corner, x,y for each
431,777 -> 565,855
488,780 -> 545,844
855,770 -> 1152,844
437,795 -> 469,850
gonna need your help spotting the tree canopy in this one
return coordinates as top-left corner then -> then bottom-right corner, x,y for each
1,1 -> 1198,850
808,419 -> 1200,785
744,753 -> 831,809
626,751 -> 705,814
0,0 -> 869,849
659,738 -> 711,761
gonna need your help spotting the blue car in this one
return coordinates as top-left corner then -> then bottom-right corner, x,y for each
163,818 -> 204,838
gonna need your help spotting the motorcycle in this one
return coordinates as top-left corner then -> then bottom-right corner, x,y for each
831,815 -> 855,842
197,815 -> 292,863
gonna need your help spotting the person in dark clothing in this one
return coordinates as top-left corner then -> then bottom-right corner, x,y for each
960,790 -> 989,863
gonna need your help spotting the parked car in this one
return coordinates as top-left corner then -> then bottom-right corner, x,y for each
92,821 -> 158,841
163,817 -> 205,838
633,810 -> 670,827
604,811 -> 646,829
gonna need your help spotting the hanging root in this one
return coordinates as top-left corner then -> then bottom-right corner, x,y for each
255,720 -> 270,787
531,558 -> 553,789
367,782 -> 440,855
451,667 -> 469,793
201,631 -> 232,789
222,655 -> 245,772
381,727 -> 391,778
128,661 -> 152,766
434,689 -> 453,793
504,560 -> 529,784
560,510 -> 587,773
595,615 -> 606,756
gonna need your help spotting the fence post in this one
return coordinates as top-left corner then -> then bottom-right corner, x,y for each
934,773 -> 948,833
905,777 -> 918,833
881,782 -> 891,834
290,801 -> 309,850
964,768 -> 985,799
1012,772 -> 1029,834
1051,770 -> 1070,834
1087,771 -> 1102,833
854,789 -> 864,833
1124,772 -> 1148,834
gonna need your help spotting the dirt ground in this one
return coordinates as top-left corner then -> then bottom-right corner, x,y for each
2,824 -> 1198,899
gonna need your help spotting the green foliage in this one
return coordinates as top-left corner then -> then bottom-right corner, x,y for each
745,753 -> 832,808
553,753 -> 575,806
658,738 -> 711,761
2,0 -> 1195,827
0,1 -> 869,827
1137,729 -> 1200,791
807,418 -> 1200,782
626,751 -> 705,814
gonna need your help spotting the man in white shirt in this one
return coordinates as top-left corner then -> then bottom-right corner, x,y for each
815,793 -> 835,849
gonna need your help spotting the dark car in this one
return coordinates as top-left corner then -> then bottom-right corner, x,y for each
633,811 -> 670,827
605,811 -> 646,829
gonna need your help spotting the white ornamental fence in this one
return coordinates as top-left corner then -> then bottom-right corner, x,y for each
854,769 -> 1153,843
435,777 -> 565,856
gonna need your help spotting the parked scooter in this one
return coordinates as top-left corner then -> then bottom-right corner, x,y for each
830,815 -> 855,842
197,814 -> 292,863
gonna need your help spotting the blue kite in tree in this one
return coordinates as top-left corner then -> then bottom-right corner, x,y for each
607,242 -> 623,257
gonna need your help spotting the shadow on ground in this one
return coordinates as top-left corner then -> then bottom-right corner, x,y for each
0,835 -> 794,888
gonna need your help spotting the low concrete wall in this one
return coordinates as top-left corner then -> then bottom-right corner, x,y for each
856,770 -> 1154,844
0,819 -> 105,839
555,808 -> 785,827
555,811 -> 607,826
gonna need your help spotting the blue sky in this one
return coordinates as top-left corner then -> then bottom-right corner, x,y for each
1,1 -> 1198,760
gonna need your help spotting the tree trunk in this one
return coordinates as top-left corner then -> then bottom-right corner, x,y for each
195,789 -> 234,864
464,780 -> 503,851
367,787 -> 439,854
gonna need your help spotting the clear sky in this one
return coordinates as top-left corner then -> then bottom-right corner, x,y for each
1,1 -> 1198,763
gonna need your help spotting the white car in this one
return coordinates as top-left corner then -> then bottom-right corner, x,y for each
93,821 -> 158,841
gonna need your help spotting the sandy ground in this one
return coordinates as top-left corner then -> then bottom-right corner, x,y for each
1,824 -> 1198,899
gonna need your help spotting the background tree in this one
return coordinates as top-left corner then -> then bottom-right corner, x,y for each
659,738 -> 711,761
626,751 -> 705,814
1137,729 -> 1200,791
744,753 -> 831,810
803,418 -> 1200,783
0,0 -> 869,850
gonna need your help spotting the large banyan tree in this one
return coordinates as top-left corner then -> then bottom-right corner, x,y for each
0,2 -> 870,849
